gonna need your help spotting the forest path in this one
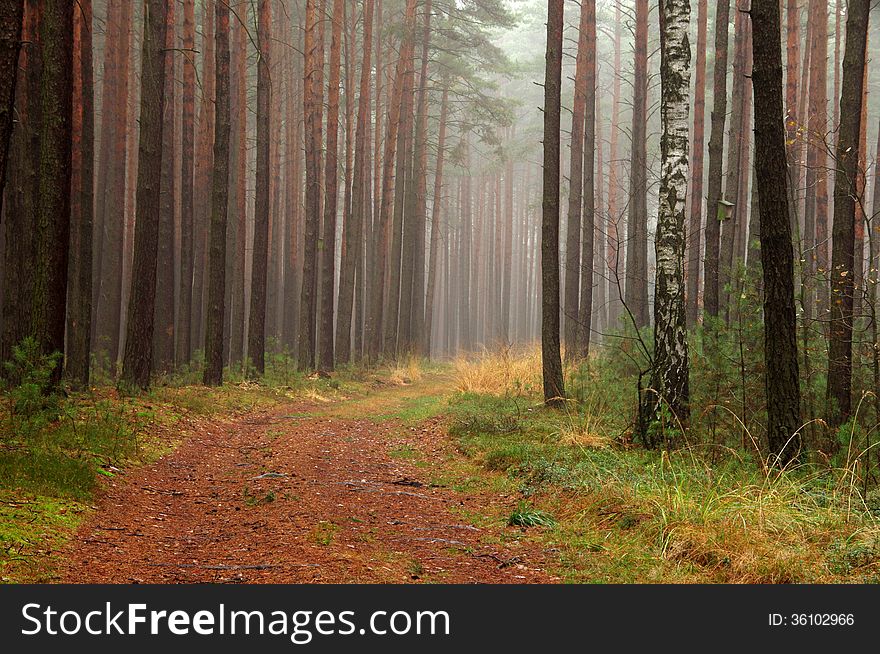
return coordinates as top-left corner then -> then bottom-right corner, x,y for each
60,373 -> 556,583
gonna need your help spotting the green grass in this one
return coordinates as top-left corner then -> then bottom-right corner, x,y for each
442,390 -> 880,583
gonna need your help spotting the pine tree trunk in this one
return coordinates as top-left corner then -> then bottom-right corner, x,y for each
202,0 -> 230,387
686,0 -> 707,324
336,0 -> 374,365
365,0 -> 415,360
94,0 -> 131,369
563,0 -> 590,360
625,0 -> 650,330
424,86 -> 448,356
318,0 -> 343,372
192,0 -> 213,354
65,0 -> 93,388
636,0 -> 691,446
227,12 -> 247,368
248,0 -> 272,376
751,0 -> 803,462
177,0 -> 195,366
720,9 -> 747,318
120,0 -> 167,390
576,0 -> 597,359
298,0 -> 325,371
2,1 -> 39,369
606,3 -> 623,326
827,0 -> 869,427
153,0 -> 175,375
702,0 -> 730,318
404,0 -> 432,355
0,2 -> 22,199
30,0 -> 73,384
541,0 -> 565,407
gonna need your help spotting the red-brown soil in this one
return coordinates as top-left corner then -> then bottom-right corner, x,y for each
60,390 -> 558,584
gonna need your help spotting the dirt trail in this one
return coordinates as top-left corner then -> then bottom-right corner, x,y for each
60,377 -> 556,583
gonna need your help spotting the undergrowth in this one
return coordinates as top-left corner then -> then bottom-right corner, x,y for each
445,347 -> 880,583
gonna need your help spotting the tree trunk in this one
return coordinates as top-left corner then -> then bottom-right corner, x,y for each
30,0 -> 72,384
606,2 -> 623,326
298,0 -> 325,371
719,9 -> 747,317
827,0 -> 869,428
3,2 -> 39,369
686,0 -> 707,324
93,0 -> 131,369
563,0 -> 591,360
336,0 -> 374,365
625,0 -> 650,330
424,86 -> 448,356
65,0 -> 93,388
247,0 -> 272,376
0,2 -> 22,199
120,0 -> 167,390
636,0 -> 691,446
404,0 -> 432,355
751,0 -> 803,463
541,0 -> 565,407
576,0 -> 596,359
702,0 -> 730,318
192,0 -> 213,354
202,0 -> 230,387
152,0 -> 175,375
177,0 -> 195,366
317,0 -> 343,372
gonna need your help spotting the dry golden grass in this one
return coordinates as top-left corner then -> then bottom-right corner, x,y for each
387,355 -> 425,386
453,345 -> 547,396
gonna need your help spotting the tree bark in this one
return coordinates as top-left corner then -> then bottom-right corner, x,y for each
423,86 -> 448,356
625,0 -> 650,330
248,0 -> 272,376
702,0 -> 730,318
30,0 -> 72,384
202,0 -> 230,387
121,0 -> 168,390
298,0 -> 325,371
336,0 -> 374,365
66,0 -> 93,388
153,0 -> 175,375
637,0 -> 691,446
563,0 -> 591,360
177,0 -> 195,366
751,0 -> 803,463
318,0 -> 343,371
541,0 -> 565,407
576,0 -> 597,359
827,0 -> 869,428
686,0 -> 707,324
0,1 -> 22,200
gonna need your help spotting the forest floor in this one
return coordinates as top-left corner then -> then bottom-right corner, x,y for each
5,353 -> 880,584
42,370 -> 556,583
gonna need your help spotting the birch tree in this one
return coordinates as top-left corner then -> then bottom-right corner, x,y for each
637,0 -> 691,446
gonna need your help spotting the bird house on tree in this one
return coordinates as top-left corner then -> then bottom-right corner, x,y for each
716,199 -> 735,222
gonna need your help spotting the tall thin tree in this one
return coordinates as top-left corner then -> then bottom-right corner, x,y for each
827,0 -> 870,428
203,0 -> 230,386
121,0 -> 168,389
752,0 -> 803,462
248,0 -> 272,376
541,0 -> 565,407
637,0 -> 691,446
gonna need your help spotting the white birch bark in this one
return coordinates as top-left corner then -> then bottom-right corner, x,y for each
638,0 -> 692,446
